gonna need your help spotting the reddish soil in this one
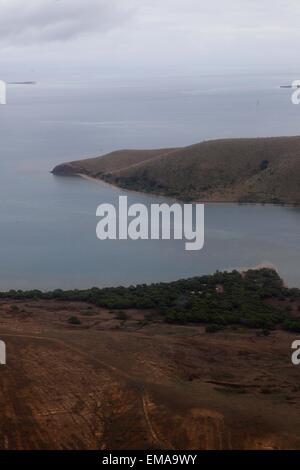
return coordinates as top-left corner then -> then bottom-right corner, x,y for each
0,299 -> 300,450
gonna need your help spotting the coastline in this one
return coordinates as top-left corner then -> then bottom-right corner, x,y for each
74,172 -> 300,207
51,135 -> 300,207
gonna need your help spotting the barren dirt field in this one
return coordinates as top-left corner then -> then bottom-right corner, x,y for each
0,299 -> 300,450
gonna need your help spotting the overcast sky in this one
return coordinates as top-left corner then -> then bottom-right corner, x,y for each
0,0 -> 300,81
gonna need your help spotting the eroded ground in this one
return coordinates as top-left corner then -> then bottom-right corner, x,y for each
0,299 -> 300,450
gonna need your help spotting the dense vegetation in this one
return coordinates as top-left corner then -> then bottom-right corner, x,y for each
53,136 -> 300,204
1,269 -> 300,332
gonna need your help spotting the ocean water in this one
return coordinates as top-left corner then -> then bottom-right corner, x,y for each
0,74 -> 299,289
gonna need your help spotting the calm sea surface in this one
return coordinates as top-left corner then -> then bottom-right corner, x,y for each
0,74 -> 299,289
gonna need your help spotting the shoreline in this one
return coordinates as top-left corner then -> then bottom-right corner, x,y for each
75,172 -> 300,208
51,134 -> 300,207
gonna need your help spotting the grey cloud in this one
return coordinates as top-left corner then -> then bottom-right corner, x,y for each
0,0 -> 136,44
1,0 -> 300,79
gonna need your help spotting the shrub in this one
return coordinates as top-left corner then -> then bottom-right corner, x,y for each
116,311 -> 129,321
206,324 -> 224,333
260,159 -> 269,171
10,305 -> 19,312
68,316 -> 81,325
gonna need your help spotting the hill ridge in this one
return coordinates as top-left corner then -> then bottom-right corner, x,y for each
52,136 -> 300,204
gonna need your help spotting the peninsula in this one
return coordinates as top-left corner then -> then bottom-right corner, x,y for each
52,136 -> 300,204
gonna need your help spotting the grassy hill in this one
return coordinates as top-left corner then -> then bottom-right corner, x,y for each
52,136 -> 300,204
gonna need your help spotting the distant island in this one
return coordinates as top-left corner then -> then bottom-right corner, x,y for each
8,81 -> 36,85
52,136 -> 300,205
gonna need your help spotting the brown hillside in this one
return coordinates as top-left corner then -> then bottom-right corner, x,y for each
52,136 -> 300,204
1,298 -> 300,449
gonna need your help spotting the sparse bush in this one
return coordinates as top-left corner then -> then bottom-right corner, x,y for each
116,311 -> 129,321
257,329 -> 271,337
0,269 -> 298,332
68,316 -> 81,325
260,159 -> 269,171
206,324 -> 224,333
82,309 -> 94,316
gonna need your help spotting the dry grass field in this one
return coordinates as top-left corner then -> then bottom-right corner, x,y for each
1,299 -> 300,450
